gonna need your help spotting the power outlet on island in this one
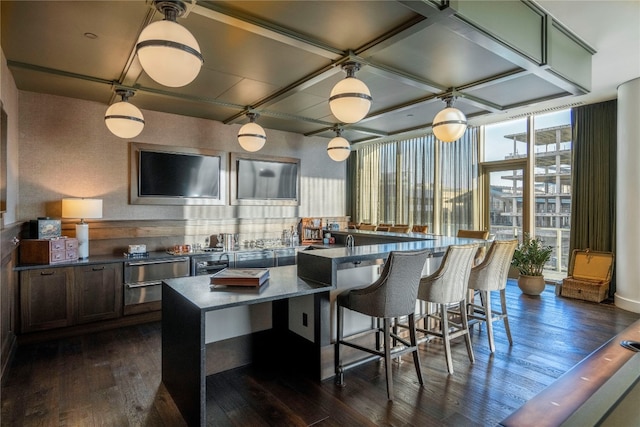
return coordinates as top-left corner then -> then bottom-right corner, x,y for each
302,312 -> 308,327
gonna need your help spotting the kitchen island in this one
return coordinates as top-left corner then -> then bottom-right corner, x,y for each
162,233 -> 490,425
162,265 -> 331,427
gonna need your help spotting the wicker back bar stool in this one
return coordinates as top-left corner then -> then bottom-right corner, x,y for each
397,244 -> 477,374
466,239 -> 518,352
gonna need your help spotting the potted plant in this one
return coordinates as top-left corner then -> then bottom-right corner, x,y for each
511,233 -> 553,295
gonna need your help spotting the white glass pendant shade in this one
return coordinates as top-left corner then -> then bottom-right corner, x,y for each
238,122 -> 267,152
104,101 -> 145,139
329,77 -> 372,123
432,107 -> 467,142
136,20 -> 203,87
327,136 -> 351,161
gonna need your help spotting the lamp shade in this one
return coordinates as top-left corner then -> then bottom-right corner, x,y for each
62,198 -> 103,221
136,20 -> 203,87
104,101 -> 145,138
432,107 -> 467,142
329,77 -> 372,123
238,121 -> 267,152
327,136 -> 351,161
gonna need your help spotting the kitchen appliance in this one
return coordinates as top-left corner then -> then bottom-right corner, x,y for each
191,252 -> 233,276
123,257 -> 189,315
235,250 -> 275,268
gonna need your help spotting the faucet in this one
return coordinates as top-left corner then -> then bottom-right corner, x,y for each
346,234 -> 355,249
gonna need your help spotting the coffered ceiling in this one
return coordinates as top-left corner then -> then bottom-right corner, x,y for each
2,1 -> 638,145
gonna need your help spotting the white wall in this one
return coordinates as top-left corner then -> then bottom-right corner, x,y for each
16,91 -> 347,225
615,77 -> 640,313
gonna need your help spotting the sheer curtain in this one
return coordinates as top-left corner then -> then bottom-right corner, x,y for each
439,130 -> 479,235
349,128 -> 478,234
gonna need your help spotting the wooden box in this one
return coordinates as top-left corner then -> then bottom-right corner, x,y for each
301,217 -> 323,245
20,238 -> 79,264
561,249 -> 614,302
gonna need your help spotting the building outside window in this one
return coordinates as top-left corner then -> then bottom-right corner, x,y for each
483,110 -> 572,275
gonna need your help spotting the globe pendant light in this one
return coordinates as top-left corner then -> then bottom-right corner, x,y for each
329,62 -> 372,124
136,0 -> 203,88
104,89 -> 145,139
238,113 -> 266,152
327,128 -> 351,162
432,97 -> 467,142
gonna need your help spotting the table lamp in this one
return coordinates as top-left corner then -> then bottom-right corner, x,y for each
62,198 -> 103,259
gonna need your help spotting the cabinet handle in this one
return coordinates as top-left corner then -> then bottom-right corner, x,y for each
92,266 -> 105,271
40,271 -> 54,276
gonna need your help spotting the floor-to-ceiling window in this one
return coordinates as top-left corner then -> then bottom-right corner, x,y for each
351,130 -> 478,235
482,109 -> 572,275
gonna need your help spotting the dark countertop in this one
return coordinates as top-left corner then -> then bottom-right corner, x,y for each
296,235 -> 488,286
299,235 -> 482,264
14,246 -> 301,271
13,251 -> 189,271
162,265 -> 329,312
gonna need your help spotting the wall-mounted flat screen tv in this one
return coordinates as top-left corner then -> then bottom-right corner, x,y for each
130,142 -> 227,205
231,153 -> 300,206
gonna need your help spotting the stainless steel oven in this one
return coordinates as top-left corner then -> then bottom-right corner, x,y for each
123,257 -> 190,315
191,252 -> 233,276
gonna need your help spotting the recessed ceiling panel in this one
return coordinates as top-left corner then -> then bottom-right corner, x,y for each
1,1 -> 148,80
210,1 -> 418,51
7,67 -> 112,105
132,91 -> 240,123
369,23 -> 519,89
466,74 -> 571,107
254,115 -> 330,136
265,92 -> 327,116
359,102 -> 443,135
185,12 -> 331,88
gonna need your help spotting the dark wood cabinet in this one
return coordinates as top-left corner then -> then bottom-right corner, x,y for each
74,263 -> 123,324
20,262 -> 124,333
20,267 -> 74,332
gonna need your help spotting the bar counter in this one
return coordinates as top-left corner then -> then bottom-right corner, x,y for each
162,233 -> 488,426
162,265 -> 330,427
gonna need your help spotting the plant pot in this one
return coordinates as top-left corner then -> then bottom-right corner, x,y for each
517,274 -> 545,296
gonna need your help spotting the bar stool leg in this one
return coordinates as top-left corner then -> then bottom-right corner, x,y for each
335,304 -> 345,387
408,313 -> 424,385
383,318 -> 394,400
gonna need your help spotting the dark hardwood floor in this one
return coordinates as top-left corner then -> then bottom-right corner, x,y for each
2,280 -> 639,426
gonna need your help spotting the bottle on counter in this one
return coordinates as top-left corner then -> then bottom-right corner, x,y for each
290,226 -> 299,247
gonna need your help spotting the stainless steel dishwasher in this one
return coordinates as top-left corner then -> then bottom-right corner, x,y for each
123,257 -> 190,315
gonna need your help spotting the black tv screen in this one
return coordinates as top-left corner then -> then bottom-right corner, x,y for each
236,158 -> 298,200
139,150 -> 220,198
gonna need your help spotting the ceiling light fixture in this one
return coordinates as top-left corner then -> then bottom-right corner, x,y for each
136,0 -> 203,88
432,96 -> 467,142
329,61 -> 372,124
237,112 -> 266,152
104,89 -> 145,139
327,128 -> 351,162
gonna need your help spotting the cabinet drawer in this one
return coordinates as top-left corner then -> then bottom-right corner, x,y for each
50,250 -> 66,263
20,238 -> 79,264
50,240 -> 66,251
